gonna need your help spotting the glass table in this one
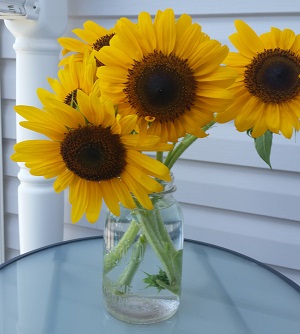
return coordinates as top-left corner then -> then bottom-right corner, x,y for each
0,237 -> 300,334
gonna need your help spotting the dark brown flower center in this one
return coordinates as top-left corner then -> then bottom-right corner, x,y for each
93,33 -> 115,66
124,50 -> 197,123
244,48 -> 300,103
60,125 -> 126,181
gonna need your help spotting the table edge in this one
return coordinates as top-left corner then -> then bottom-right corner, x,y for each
1,236 -> 299,292
186,238 -> 300,292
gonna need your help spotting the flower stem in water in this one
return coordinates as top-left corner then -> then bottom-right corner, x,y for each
103,219 -> 140,274
117,234 -> 148,287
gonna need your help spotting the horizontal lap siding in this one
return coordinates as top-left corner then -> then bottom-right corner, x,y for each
1,1 -> 300,285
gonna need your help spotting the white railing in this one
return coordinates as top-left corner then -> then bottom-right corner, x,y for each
0,85 -> 4,263
3,0 -> 68,254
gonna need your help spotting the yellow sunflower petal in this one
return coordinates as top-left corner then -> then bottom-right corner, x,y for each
176,13 -> 192,33
121,170 -> 154,210
280,115 -> 294,138
69,178 -> 88,223
97,41 -> 135,69
72,28 -> 100,44
119,114 -> 137,135
97,65 -> 129,84
54,169 -> 75,193
126,150 -> 171,181
160,121 -> 181,142
197,88 -> 233,101
200,67 -> 237,87
175,23 -> 203,59
278,28 -> 296,49
27,160 -> 66,179
138,11 -> 156,51
92,96 -> 118,130
83,20 -> 110,37
251,112 -> 268,138
58,37 -> 88,54
147,121 -> 162,140
216,91 -> 249,123
101,180 -> 121,216
11,140 -> 60,160
126,164 -> 164,193
234,95 -> 261,129
291,34 -> 300,53
43,98 -> 85,126
110,178 -> 136,210
114,18 -> 144,60
19,122 -> 65,141
224,52 -> 250,67
85,182 -> 103,223
192,44 -> 229,75
231,20 -> 264,57
180,115 -> 208,138
281,104 -> 300,136
265,102 -> 280,132
121,134 -> 159,149
155,8 -> 176,55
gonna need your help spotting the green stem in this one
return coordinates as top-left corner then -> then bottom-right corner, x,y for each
164,134 -> 197,170
164,120 -> 216,169
117,234 -> 148,287
103,219 -> 140,274
153,209 -> 177,254
133,208 -> 182,295
156,151 -> 163,162
103,203 -> 182,295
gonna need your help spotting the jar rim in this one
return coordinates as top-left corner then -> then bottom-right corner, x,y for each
150,172 -> 176,197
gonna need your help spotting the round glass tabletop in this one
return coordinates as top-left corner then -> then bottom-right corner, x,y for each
0,237 -> 299,334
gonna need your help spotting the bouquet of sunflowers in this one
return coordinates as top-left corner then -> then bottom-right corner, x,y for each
11,8 -> 300,323
12,8 -> 300,222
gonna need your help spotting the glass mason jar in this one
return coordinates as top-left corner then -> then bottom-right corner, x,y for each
102,176 -> 184,324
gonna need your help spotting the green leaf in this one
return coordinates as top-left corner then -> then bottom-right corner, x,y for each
143,268 -> 170,292
254,130 -> 273,169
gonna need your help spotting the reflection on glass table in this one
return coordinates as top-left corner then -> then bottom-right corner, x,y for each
0,237 -> 300,334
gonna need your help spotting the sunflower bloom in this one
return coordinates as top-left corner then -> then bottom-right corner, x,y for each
96,9 -> 236,143
58,20 -> 115,66
11,91 -> 172,223
216,20 -> 300,139
38,52 -> 100,107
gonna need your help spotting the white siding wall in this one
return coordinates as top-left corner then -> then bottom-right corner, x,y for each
1,0 -> 300,284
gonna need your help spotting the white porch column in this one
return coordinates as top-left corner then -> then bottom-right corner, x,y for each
5,0 -> 68,253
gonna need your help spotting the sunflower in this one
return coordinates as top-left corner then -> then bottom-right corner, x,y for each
11,91 -> 172,223
96,9 -> 236,143
58,20 -> 115,66
38,52 -> 100,108
216,20 -> 300,139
